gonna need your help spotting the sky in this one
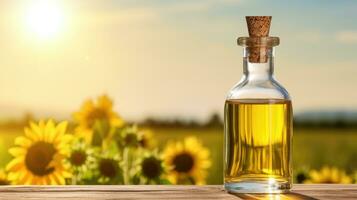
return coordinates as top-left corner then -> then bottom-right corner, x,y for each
0,0 -> 357,121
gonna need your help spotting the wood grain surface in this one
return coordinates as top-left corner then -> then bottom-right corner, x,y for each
0,184 -> 355,200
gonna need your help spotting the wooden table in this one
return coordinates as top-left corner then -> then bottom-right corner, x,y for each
0,185 -> 355,200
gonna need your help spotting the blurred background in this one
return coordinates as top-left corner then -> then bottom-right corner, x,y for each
0,0 -> 356,184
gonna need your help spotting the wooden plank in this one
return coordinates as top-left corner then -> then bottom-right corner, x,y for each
0,185 -> 355,200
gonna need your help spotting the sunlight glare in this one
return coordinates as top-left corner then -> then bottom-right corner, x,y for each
25,1 -> 64,39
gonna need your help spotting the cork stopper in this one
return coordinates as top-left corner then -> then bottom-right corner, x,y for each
245,16 -> 272,63
246,16 -> 271,37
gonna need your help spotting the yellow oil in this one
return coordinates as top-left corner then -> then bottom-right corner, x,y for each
224,99 -> 292,184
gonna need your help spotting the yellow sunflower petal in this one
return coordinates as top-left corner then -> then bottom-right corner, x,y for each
9,147 -> 26,157
53,121 -> 68,142
6,157 -> 24,171
56,121 -> 68,135
53,172 -> 65,185
59,169 -> 72,178
32,176 -> 40,185
49,174 -> 57,185
38,120 -> 47,140
25,127 -> 38,141
44,120 -> 55,142
7,172 -> 18,182
52,173 -> 62,184
73,100 -> 94,120
14,136 -> 32,148
17,172 -> 30,185
98,95 -> 113,109
111,117 -> 125,127
44,176 -> 51,185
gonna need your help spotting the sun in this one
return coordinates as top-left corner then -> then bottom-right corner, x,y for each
25,1 -> 65,39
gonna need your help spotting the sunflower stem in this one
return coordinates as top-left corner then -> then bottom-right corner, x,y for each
123,148 -> 131,184
72,174 -> 77,185
71,170 -> 79,185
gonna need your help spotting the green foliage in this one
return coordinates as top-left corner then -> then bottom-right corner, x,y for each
69,121 -> 168,185
152,127 -> 357,184
0,126 -> 356,184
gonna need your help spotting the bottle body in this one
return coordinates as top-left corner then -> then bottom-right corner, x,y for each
224,44 -> 293,193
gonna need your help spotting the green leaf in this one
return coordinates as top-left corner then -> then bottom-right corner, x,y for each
159,179 -> 172,185
91,127 -> 103,147
131,174 -> 141,185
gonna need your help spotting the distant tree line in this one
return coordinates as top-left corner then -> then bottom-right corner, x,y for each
141,112 -> 357,129
294,119 -> 357,129
0,112 -> 35,129
2,112 -> 357,130
140,113 -> 223,128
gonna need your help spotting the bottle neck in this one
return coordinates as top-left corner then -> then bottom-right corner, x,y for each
243,47 -> 274,81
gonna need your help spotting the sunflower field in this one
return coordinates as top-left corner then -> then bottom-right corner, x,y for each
2,95 -> 211,185
0,95 -> 356,185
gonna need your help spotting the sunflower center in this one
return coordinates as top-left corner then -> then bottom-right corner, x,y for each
99,159 -> 117,178
323,179 -> 335,184
70,150 -> 87,166
25,141 -> 56,176
296,173 -> 307,183
0,179 -> 9,185
141,157 -> 162,179
173,152 -> 194,173
87,108 -> 108,127
124,133 -> 138,147
139,139 -> 147,148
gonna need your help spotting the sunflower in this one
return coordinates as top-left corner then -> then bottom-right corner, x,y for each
67,138 -> 97,183
295,168 -> 309,183
163,136 -> 211,185
138,129 -> 156,149
0,169 -> 11,185
6,120 -> 72,185
140,150 -> 165,183
304,166 -> 352,184
116,125 -> 140,148
95,154 -> 123,184
73,95 -> 124,143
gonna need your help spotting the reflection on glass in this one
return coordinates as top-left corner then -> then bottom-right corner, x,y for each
234,193 -> 318,200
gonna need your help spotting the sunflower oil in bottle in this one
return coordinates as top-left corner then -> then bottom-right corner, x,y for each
225,99 -> 292,190
224,16 -> 293,193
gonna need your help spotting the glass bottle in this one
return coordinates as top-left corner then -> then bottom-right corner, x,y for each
224,32 -> 293,192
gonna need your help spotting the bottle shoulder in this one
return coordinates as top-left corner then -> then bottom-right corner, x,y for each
226,77 -> 291,100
